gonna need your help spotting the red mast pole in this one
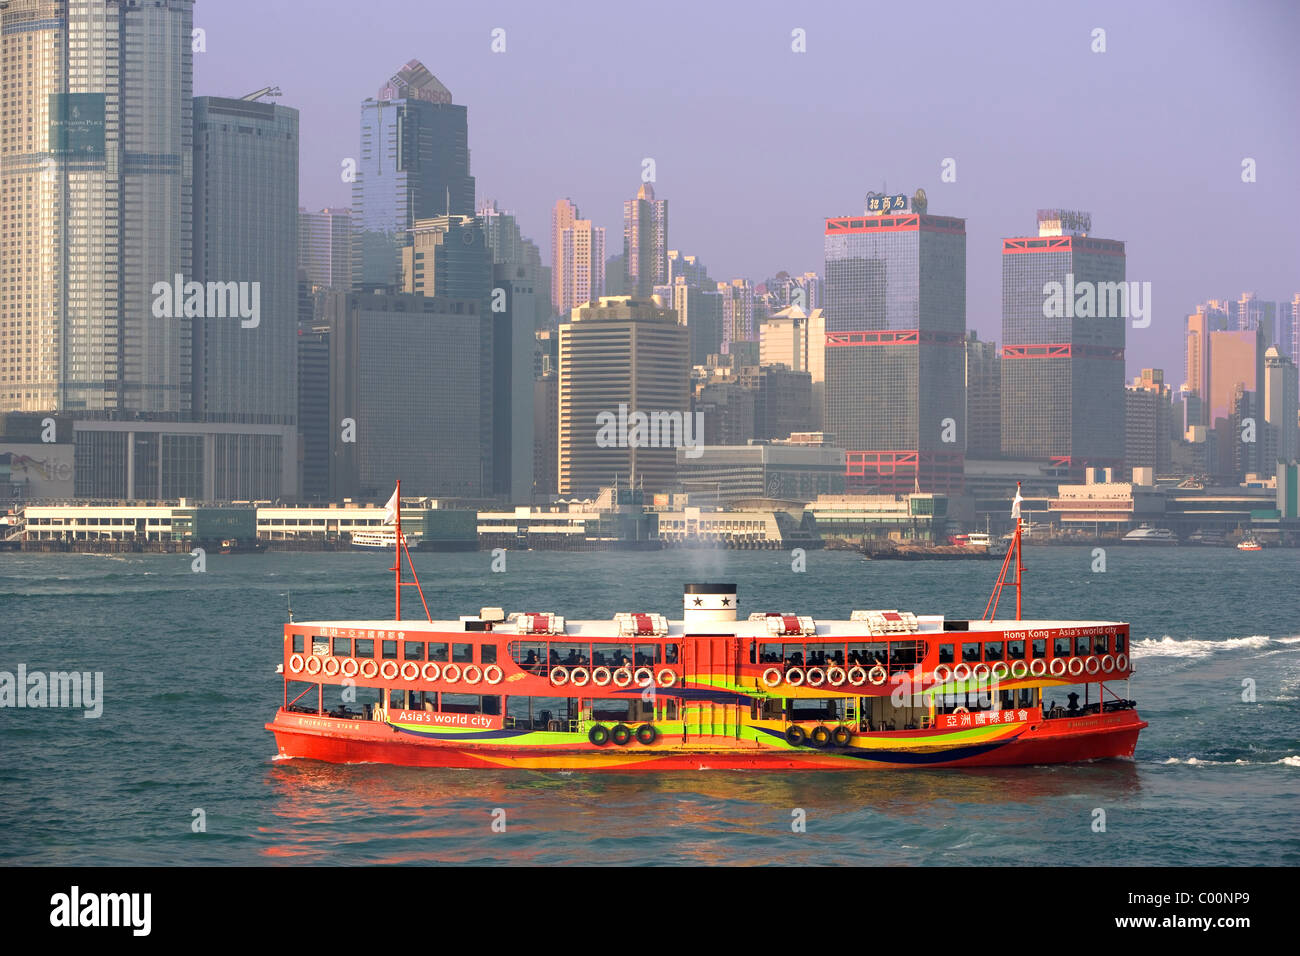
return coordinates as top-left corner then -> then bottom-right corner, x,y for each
1015,517 -> 1023,621
394,479 -> 401,620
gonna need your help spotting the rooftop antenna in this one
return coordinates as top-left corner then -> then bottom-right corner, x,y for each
240,86 -> 282,102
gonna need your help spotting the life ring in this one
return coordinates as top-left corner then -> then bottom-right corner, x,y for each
483,664 -> 503,685
953,706 -> 969,714
1011,660 -> 1029,679
991,661 -> 1009,680
952,662 -> 972,681
341,658 -> 359,678
462,664 -> 482,685
1116,653 -> 1129,672
1049,658 -> 1066,677
360,659 -> 378,679
1084,656 -> 1101,675
570,667 -> 591,687
932,664 -> 952,683
1100,654 -> 1115,673
809,725 -> 832,748
612,667 -> 633,688
322,657 -> 340,677
635,724 -> 657,745
973,662 -> 991,681
868,665 -> 887,686
785,725 -> 807,747
400,661 -> 419,681
656,668 -> 677,687
848,665 -> 868,685
549,666 -> 569,685
826,665 -> 847,686
442,663 -> 461,684
1067,658 -> 1084,677
832,726 -> 852,747
591,666 -> 612,687
785,667 -> 805,687
610,724 -> 633,746
305,655 -> 322,675
421,662 -> 440,682
762,667 -> 783,688
805,666 -> 826,687
633,666 -> 654,687
380,660 -> 398,680
1030,659 -> 1047,677
288,654 -> 304,673
588,725 -> 610,746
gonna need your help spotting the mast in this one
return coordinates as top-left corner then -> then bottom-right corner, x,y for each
394,479 -> 402,619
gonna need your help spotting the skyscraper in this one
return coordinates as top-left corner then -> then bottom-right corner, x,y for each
1000,210 -> 1125,476
824,200 -> 967,493
1124,369 -> 1172,477
402,215 -> 494,492
760,305 -> 825,431
718,279 -> 756,355
1263,347 -> 1298,473
299,208 -> 354,291
327,291 -> 486,498
623,183 -> 668,297
192,95 -> 299,427
353,61 -> 474,291
552,200 -> 605,317
1,0 -> 195,415
558,297 -> 689,496
965,331 -> 1001,459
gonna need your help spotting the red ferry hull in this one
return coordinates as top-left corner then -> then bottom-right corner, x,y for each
267,709 -> 1146,772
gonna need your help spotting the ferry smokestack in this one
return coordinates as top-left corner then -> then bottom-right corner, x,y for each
683,583 -> 738,629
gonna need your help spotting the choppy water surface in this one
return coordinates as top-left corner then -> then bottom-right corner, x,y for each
2,547 -> 1297,865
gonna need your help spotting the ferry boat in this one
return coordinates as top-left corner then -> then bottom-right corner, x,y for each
266,483 -> 1146,770
351,528 -> 419,550
1121,525 -> 1177,545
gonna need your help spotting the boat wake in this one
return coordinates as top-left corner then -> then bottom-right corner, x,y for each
1132,635 -> 1292,660
1162,755 -> 1300,767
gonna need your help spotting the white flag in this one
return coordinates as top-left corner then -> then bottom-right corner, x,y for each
383,486 -> 399,525
1010,485 -> 1023,520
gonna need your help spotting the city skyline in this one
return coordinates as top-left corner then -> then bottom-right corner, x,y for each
192,0 -> 1300,379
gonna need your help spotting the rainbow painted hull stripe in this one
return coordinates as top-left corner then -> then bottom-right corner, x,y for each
267,708 -> 1145,772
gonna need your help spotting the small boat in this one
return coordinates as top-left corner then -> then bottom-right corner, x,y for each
351,529 -> 420,550
1237,536 -> 1262,551
1122,525 -> 1177,545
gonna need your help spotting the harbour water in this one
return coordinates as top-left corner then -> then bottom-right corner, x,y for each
1,547 -> 1297,865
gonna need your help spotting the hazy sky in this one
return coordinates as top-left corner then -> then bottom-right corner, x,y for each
194,0 -> 1299,378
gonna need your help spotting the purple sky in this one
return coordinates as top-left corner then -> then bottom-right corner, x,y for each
194,0 -> 1299,379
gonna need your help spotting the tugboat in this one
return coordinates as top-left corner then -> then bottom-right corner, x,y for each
1236,535 -> 1263,552
266,483 -> 1146,770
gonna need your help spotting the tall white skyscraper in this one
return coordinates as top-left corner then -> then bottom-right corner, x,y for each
552,199 -> 605,317
623,183 -> 668,298
0,0 -> 195,414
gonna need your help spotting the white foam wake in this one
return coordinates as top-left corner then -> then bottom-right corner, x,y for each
1162,755 -> 1300,767
1132,635 -> 1282,660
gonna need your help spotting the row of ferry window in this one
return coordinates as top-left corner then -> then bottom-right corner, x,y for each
751,641 -> 925,668
937,633 -> 1126,664
509,641 -> 680,669
295,634 -> 497,665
